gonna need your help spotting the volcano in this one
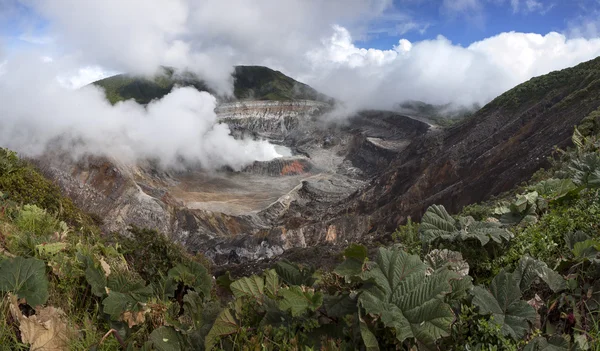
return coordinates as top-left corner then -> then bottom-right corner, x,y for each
33,59 -> 600,267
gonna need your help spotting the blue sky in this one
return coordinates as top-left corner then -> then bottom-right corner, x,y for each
357,0 -> 599,49
3,0 -> 599,55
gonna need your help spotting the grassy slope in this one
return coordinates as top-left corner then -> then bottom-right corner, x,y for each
93,65 -> 331,105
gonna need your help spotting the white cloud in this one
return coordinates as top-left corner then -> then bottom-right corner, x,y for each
56,66 -> 114,89
303,27 -> 600,110
0,54 -> 281,169
28,0 -> 392,95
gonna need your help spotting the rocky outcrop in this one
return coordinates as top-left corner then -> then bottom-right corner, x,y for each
217,100 -> 330,140
33,99 -> 430,264
241,157 -> 313,176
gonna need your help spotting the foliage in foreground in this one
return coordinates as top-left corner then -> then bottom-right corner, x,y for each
1,124 -> 600,350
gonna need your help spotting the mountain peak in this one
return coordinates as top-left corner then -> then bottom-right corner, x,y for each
92,65 -> 332,105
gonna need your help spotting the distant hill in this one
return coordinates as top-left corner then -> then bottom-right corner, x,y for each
92,65 -> 332,104
395,100 -> 481,127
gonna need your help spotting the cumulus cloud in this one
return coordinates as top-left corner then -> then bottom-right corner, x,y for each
27,0 -> 393,95
0,55 -> 280,169
302,27 -> 600,111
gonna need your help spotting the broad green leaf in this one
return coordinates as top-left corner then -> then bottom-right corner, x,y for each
204,309 -> 239,350
323,293 -> 357,318
532,178 -> 577,200
0,256 -> 49,306
513,256 -> 566,293
472,270 -> 536,339
275,259 -> 316,286
570,152 -> 600,188
333,258 -> 364,278
168,261 -> 211,298
215,272 -> 234,294
564,231 -> 590,250
278,286 -> 323,316
342,243 -> 368,262
84,260 -> 107,298
359,316 -> 380,351
230,275 -> 264,300
264,269 -> 279,298
182,291 -> 203,328
102,291 -> 137,320
102,277 -> 152,323
494,191 -> 545,226
420,205 -> 512,247
358,247 -> 455,347
149,326 -> 185,351
152,274 -> 177,300
334,243 -> 368,279
572,239 -> 600,261
420,205 -> 456,242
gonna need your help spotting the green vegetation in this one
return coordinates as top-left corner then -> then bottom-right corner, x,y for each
484,57 -> 600,113
232,66 -> 330,102
396,100 -> 480,127
93,67 -> 211,105
93,65 -> 331,105
1,119 -> 600,349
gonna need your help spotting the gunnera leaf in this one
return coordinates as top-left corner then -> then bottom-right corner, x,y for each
358,247 -> 456,347
472,270 -> 537,339
204,309 -> 239,350
0,256 -> 49,306
570,152 -> 600,188
565,231 -> 591,250
531,178 -> 577,201
83,257 -> 107,298
278,285 -> 323,316
420,205 -> 456,243
420,205 -> 512,247
359,315 -> 380,351
275,259 -> 316,286
513,256 -> 566,293
334,243 -> 368,279
264,269 -> 279,299
323,293 -> 357,318
230,275 -> 264,300
168,260 -> 211,298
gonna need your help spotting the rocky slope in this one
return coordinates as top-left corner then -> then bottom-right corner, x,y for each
34,58 -> 600,266
34,87 -> 430,264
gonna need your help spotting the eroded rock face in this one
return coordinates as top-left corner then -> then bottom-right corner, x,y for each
40,85 -> 594,268
34,100 -> 430,265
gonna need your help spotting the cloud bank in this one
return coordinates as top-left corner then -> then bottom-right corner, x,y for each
21,0 -> 600,110
0,55 -> 280,170
29,0 -> 392,95
303,27 -> 600,110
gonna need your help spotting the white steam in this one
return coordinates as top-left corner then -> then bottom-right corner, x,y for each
0,56 -> 280,169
